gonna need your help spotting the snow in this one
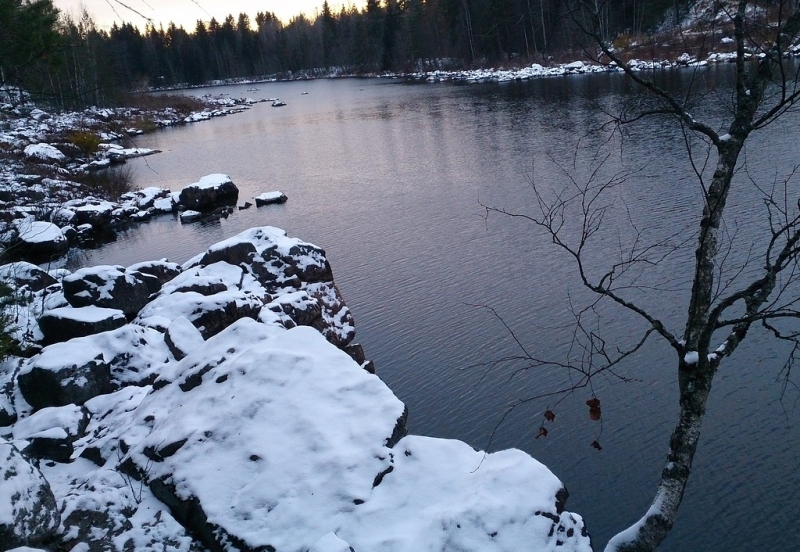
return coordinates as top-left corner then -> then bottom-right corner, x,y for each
0,437 -> 58,532
255,191 -> 286,202
20,324 -> 172,385
14,220 -> 66,245
43,306 -> 125,324
116,320 -> 589,551
605,488 -> 668,552
12,404 -> 84,441
76,201 -> 115,215
190,173 -> 232,190
0,261 -> 45,284
63,265 -> 129,301
23,143 -> 65,162
310,533 -> 353,552
152,197 -> 175,212
178,210 -> 202,222
684,351 -> 699,365
342,435 -> 590,551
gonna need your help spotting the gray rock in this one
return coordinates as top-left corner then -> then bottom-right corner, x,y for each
17,351 -> 113,410
197,240 -> 257,267
60,509 -> 133,552
74,203 -> 114,227
129,270 -> 161,295
127,260 -> 182,289
179,210 -> 202,223
164,317 -> 205,361
38,306 -> 127,343
62,265 -> 151,316
11,221 -> 68,259
0,438 -> 60,548
178,174 -> 239,211
267,290 -> 322,328
190,295 -> 261,339
254,191 -> 287,207
12,404 -> 90,462
0,262 -> 56,292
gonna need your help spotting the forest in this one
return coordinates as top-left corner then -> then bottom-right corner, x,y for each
0,0 -> 696,107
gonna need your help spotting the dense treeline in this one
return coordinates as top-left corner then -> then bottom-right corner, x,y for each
2,0 -> 694,107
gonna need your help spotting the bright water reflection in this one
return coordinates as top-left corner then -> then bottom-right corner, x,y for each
67,73 -> 800,551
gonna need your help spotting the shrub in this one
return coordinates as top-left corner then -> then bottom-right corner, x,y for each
123,92 -> 205,115
68,130 -> 102,157
73,165 -> 136,201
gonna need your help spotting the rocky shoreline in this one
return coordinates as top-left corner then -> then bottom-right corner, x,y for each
0,92 -> 270,263
1,226 -> 591,552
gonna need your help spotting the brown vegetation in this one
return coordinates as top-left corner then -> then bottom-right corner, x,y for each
72,165 -> 135,201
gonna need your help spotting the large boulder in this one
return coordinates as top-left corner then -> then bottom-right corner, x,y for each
38,306 -> 127,343
164,316 -> 205,361
127,260 -> 183,295
12,220 -> 68,258
12,404 -> 89,462
137,288 -> 262,339
178,174 -> 238,210
0,262 -> 57,292
17,344 -> 113,409
119,321 -> 408,552
194,227 -> 333,287
74,202 -> 115,227
184,227 -> 351,347
136,262 -> 264,339
23,143 -> 65,163
0,438 -> 60,549
62,265 -> 151,316
338,435 -> 590,551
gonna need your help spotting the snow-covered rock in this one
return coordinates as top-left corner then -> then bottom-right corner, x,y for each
128,260 -> 182,290
17,344 -> 113,410
74,201 -> 115,228
178,210 -> 202,223
254,191 -> 288,206
164,316 -> 205,361
38,306 -> 127,343
178,174 -> 239,211
0,261 -> 56,292
62,265 -> 151,316
12,220 -> 68,257
12,403 -> 89,462
0,437 -> 60,548
23,143 -> 65,163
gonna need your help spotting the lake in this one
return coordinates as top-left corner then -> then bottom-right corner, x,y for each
62,71 -> 800,551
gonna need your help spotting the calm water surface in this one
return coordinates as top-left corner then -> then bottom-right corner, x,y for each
65,73 -> 800,550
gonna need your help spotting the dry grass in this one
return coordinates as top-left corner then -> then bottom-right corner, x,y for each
123,92 -> 206,115
72,165 -> 136,201
68,130 -> 102,156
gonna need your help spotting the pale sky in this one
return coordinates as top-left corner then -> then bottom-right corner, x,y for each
53,0 -> 366,29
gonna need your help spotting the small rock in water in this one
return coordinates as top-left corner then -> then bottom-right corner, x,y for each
255,191 -> 288,207
180,210 -> 202,223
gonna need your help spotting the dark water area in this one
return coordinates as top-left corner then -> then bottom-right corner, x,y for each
63,70 -> 800,551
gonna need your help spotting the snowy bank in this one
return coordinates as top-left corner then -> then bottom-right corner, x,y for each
0,96 -> 262,262
0,227 -> 590,551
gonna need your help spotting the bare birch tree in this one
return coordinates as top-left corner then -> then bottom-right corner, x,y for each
485,1 -> 800,550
